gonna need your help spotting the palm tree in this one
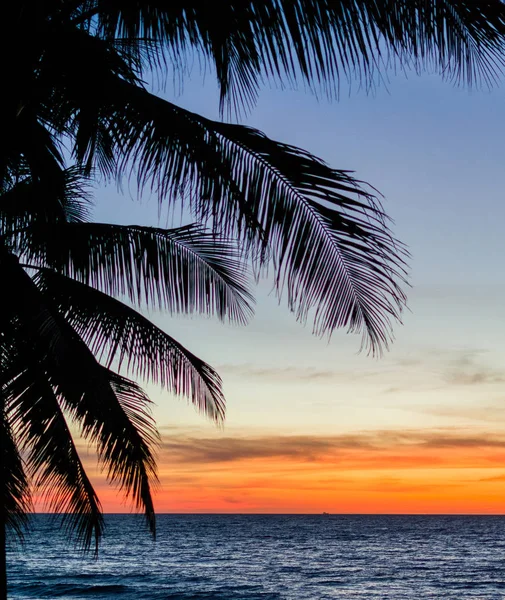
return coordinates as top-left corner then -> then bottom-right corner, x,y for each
0,166 -> 254,595
3,0 -> 505,596
5,0 -> 505,355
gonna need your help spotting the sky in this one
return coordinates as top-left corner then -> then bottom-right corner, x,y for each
70,62 -> 505,515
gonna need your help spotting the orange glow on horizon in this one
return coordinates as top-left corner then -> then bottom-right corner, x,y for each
35,432 -> 505,516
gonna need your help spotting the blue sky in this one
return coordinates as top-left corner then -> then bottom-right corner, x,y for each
91,64 -> 505,442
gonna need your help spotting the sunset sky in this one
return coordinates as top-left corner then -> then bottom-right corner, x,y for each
75,65 -> 505,514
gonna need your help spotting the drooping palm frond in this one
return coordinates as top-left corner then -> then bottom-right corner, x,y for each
10,16 -> 408,352
89,368 -> 159,531
0,166 -> 92,249
6,362 -> 104,552
23,222 -> 253,324
0,250 -> 159,534
0,410 -> 31,540
207,122 -> 408,351
0,326 -> 34,542
34,269 -> 226,421
39,22 -> 144,177
82,0 -> 505,111
1,106 -> 66,192
72,80 -> 406,352
0,158 -> 251,539
51,361 -> 158,537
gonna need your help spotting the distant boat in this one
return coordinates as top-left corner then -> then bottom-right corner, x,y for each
322,512 -> 330,515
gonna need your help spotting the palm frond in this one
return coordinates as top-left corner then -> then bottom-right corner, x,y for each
208,121 -> 409,352
55,367 -> 159,536
34,269 -> 226,421
5,363 -> 104,552
77,82 -> 406,353
36,21 -> 143,176
0,409 -> 31,540
87,1 -> 505,110
0,166 -> 92,239
0,251 -> 159,534
27,222 -> 254,325
1,107 -> 65,191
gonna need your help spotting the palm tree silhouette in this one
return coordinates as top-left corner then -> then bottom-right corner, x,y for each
0,167 -> 253,592
3,1 -> 505,597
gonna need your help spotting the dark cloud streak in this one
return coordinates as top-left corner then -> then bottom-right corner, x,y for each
159,430 -> 505,465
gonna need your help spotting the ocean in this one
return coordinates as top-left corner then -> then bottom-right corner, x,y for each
7,514 -> 505,599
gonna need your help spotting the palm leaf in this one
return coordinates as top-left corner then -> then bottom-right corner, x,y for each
0,409 -> 31,540
86,0 -> 505,110
1,105 -> 65,193
5,361 -> 104,552
44,25 -> 142,176
51,362 -> 159,537
24,24 -> 407,352
0,166 -> 92,242
0,251 -> 159,534
25,222 -> 253,325
75,81 -> 407,353
208,121 -> 408,351
34,269 -> 226,421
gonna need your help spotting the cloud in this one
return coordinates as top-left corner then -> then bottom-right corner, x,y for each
414,404 -> 505,424
444,352 -> 505,386
425,348 -> 505,386
419,434 -> 505,449
445,371 -> 505,386
217,364 -> 344,383
159,429 -> 505,465
222,496 -> 243,504
479,474 -> 505,482
375,348 -> 505,397
362,476 -> 465,493
79,424 -> 505,513
161,434 -> 365,464
216,348 -> 505,396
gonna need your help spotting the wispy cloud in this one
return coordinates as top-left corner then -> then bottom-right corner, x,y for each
412,404 -> 505,424
437,348 -> 504,385
159,429 -> 505,465
78,426 -> 505,513
479,474 -> 505,482
161,434 -> 357,463
217,364 -> 348,383
217,348 -> 505,394
406,349 -> 489,388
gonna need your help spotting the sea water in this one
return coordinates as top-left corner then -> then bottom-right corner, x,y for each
8,514 -> 505,599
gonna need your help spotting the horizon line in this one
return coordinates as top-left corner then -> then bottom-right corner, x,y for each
30,512 -> 505,516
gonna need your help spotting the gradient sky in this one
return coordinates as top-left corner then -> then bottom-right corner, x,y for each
70,63 -> 505,514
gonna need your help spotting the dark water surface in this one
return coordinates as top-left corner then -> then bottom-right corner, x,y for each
8,514 -> 505,599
